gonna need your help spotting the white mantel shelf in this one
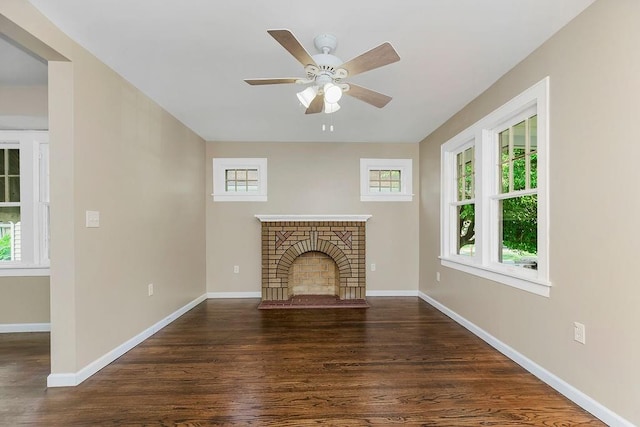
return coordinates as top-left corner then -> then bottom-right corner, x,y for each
255,214 -> 372,222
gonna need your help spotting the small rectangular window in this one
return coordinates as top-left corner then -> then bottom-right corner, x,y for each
212,158 -> 267,202
360,159 -> 413,202
369,169 -> 402,193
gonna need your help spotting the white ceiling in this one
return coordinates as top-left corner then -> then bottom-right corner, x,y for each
26,0 -> 595,143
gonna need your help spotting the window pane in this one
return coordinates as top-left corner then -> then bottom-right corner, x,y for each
500,130 -> 510,161
529,115 -> 538,152
0,206 -> 21,261
225,168 -> 260,193
0,150 -> 4,175
8,177 -> 20,202
457,204 -> 475,256
501,163 -> 509,193
456,147 -> 474,201
530,153 -> 538,189
369,169 -> 401,193
499,195 -> 537,269
8,149 -> 19,175
513,120 -> 526,158
0,177 -> 4,203
513,158 -> 526,191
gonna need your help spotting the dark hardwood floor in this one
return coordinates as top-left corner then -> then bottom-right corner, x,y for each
1,297 -> 603,426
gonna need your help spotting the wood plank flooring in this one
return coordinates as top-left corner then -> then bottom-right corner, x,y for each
1,297 -> 604,426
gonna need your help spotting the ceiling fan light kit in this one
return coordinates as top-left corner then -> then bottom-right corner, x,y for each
245,29 -> 400,115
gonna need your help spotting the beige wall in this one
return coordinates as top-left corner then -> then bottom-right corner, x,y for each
0,277 -> 49,324
0,85 -> 48,129
419,0 -> 640,424
2,1 -> 206,374
206,142 -> 419,295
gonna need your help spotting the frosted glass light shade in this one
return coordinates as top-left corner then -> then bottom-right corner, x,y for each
324,101 -> 341,114
297,86 -> 318,108
323,83 -> 343,103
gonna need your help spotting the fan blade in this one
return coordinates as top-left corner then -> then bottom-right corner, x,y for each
244,78 -> 299,85
267,29 -> 317,67
344,84 -> 392,108
305,93 -> 324,114
339,42 -> 400,77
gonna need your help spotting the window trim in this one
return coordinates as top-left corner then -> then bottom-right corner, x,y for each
0,131 -> 50,276
212,158 -> 267,202
360,158 -> 413,202
440,77 -> 550,297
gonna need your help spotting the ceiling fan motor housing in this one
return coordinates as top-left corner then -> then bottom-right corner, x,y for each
314,34 -> 337,54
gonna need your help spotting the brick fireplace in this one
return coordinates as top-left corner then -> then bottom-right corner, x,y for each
256,215 -> 371,304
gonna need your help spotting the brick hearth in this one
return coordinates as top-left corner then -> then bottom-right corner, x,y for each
255,215 -> 371,302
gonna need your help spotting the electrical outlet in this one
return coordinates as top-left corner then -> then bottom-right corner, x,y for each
148,283 -> 154,296
574,322 -> 586,344
233,265 -> 239,274
371,263 -> 376,272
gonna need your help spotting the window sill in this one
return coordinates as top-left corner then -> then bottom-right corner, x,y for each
212,193 -> 267,202
440,257 -> 551,297
0,266 -> 50,277
360,194 -> 414,202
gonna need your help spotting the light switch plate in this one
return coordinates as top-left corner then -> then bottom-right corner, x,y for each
86,210 -> 100,228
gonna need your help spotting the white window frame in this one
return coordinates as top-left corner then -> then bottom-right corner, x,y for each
360,158 -> 413,202
212,158 -> 267,202
0,131 -> 49,276
440,77 -> 550,297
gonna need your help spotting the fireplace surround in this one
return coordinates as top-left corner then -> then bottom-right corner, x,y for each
256,215 -> 371,304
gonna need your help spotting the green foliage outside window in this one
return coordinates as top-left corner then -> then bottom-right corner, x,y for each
0,233 -> 11,260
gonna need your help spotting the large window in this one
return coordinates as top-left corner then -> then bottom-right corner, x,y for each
440,78 -> 549,296
0,131 -> 49,275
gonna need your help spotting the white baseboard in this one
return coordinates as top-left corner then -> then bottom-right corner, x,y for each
366,290 -> 419,297
207,292 -> 261,299
47,293 -> 207,388
0,322 -> 51,333
418,291 -> 633,427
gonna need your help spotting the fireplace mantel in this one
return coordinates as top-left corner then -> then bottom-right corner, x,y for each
255,214 -> 372,222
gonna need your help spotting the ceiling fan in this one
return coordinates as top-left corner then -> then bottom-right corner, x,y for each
245,29 -> 400,114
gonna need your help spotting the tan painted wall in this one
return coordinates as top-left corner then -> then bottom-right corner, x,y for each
419,0 -> 640,424
0,85 -> 47,116
206,142 -> 419,295
2,1 -> 206,373
0,276 -> 49,323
